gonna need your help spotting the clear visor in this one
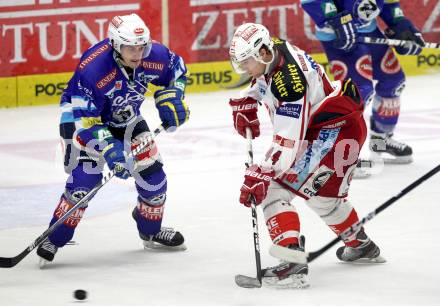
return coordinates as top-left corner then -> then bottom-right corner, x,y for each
121,38 -> 152,58
230,55 -> 258,74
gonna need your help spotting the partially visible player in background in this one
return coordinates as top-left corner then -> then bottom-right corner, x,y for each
37,13 -> 189,267
229,23 -> 384,289
301,0 -> 425,164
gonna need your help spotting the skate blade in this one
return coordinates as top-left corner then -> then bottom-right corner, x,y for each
343,255 -> 387,264
372,152 -> 413,164
382,156 -> 413,164
143,241 -> 187,251
38,257 -> 49,269
235,275 -> 262,288
262,274 -> 310,289
353,168 -> 372,179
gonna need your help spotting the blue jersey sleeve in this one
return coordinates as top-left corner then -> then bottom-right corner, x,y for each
301,0 -> 339,28
379,0 -> 405,26
147,43 -> 188,91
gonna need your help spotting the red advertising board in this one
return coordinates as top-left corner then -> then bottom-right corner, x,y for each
0,0 -> 162,77
1,0 -> 439,78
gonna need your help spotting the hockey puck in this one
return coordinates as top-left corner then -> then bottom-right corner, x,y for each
73,289 -> 87,300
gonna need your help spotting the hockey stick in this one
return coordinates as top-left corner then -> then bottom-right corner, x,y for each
235,128 -> 263,288
307,164 -> 440,262
0,125 -> 165,268
360,36 -> 440,49
274,164 -> 439,264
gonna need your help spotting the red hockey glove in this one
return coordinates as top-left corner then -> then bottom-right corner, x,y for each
229,97 -> 260,139
239,165 -> 274,207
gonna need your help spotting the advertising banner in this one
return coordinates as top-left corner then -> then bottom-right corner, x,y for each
0,0 -> 439,107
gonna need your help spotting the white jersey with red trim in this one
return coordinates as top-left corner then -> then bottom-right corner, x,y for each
240,38 -> 341,178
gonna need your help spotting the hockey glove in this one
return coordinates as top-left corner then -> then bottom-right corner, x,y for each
155,87 -> 190,132
385,18 -> 425,55
229,97 -> 260,139
102,140 -> 132,180
239,165 -> 274,207
327,11 -> 358,52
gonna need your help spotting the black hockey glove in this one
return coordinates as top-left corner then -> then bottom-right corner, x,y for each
385,18 -> 425,55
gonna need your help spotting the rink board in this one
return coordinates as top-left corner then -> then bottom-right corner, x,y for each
1,50 -> 439,108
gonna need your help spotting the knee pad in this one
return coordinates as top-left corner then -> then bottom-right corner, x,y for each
307,196 -> 353,225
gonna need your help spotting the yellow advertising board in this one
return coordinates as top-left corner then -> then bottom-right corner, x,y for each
0,50 -> 439,108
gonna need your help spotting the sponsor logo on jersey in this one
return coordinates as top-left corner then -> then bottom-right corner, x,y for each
381,49 -> 401,74
287,63 -> 306,93
276,103 -> 302,119
312,171 -> 333,191
96,68 -> 117,89
321,2 -> 338,18
54,197 -> 85,228
375,97 -> 400,117
297,54 -> 308,71
79,44 -> 109,70
356,55 -> 373,80
330,60 -> 348,81
142,61 -> 164,71
137,202 -> 164,221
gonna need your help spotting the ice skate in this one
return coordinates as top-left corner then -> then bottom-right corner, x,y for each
263,236 -> 309,289
353,159 -> 373,179
139,227 -> 186,251
336,230 -> 386,263
37,238 -> 58,268
370,133 -> 413,164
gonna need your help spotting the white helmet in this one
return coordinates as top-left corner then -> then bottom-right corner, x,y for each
229,23 -> 274,74
108,13 -> 152,58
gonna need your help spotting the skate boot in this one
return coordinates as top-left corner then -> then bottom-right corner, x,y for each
131,208 -> 186,250
37,238 -> 58,268
353,159 -> 373,179
370,133 -> 413,164
262,236 -> 309,289
336,229 -> 386,263
139,228 -> 186,251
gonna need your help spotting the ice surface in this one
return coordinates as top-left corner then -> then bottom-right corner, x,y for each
0,75 -> 439,306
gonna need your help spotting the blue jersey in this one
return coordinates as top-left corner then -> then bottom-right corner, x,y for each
60,38 -> 187,148
301,0 -> 405,41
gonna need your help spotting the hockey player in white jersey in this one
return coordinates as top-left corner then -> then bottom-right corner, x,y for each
229,23 -> 385,288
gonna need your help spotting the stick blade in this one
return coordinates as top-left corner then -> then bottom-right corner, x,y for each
0,257 -> 17,268
235,274 -> 262,288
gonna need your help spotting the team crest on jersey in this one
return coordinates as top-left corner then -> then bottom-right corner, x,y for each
381,49 -> 401,74
138,72 -> 159,84
355,55 -> 373,80
330,60 -> 348,81
355,0 -> 380,21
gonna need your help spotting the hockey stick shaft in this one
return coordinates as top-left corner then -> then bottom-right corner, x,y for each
245,128 -> 263,284
0,125 -> 165,268
307,164 -> 440,263
360,36 -> 440,49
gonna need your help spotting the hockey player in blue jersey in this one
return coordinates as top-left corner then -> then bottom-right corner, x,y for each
37,13 -> 189,266
301,0 -> 425,164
